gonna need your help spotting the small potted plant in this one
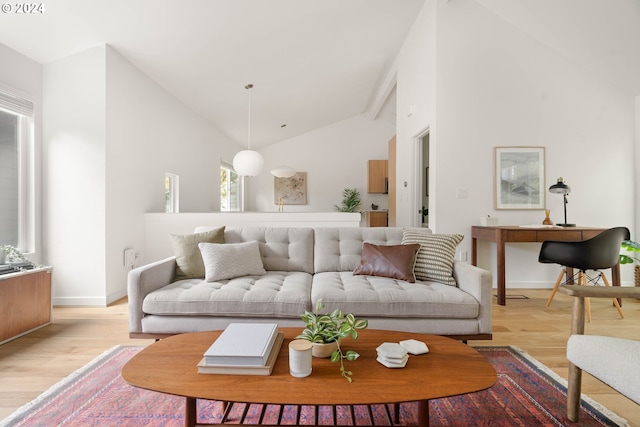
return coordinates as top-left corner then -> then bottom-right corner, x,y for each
334,188 -> 362,214
620,240 -> 640,287
296,300 -> 368,382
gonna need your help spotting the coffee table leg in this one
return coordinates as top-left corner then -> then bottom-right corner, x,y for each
418,400 -> 429,427
185,397 -> 197,427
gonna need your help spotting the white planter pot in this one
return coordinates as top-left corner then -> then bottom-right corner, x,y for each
312,341 -> 339,358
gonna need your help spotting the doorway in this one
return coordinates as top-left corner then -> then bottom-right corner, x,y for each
414,129 -> 430,228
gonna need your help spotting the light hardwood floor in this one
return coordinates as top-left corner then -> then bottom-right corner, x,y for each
0,289 -> 638,425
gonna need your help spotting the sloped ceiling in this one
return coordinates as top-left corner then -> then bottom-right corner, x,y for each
476,0 -> 640,96
0,0 -> 637,149
0,0 -> 425,147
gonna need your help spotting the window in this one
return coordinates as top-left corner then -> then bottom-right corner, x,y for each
220,162 -> 242,211
0,88 -> 34,251
164,173 -> 179,213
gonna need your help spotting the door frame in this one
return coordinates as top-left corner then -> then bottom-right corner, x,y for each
412,127 -> 430,228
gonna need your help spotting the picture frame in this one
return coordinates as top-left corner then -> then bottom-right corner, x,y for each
274,172 -> 307,205
494,146 -> 545,210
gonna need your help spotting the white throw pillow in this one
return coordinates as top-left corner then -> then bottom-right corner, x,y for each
199,241 -> 266,282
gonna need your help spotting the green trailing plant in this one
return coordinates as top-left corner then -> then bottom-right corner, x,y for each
334,188 -> 362,214
620,240 -> 640,264
296,300 -> 368,382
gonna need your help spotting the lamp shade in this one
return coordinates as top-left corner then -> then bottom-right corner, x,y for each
549,177 -> 571,195
233,150 -> 264,176
270,166 -> 296,178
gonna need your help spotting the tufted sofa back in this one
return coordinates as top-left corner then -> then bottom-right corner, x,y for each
194,226 -> 315,274
313,227 -> 411,273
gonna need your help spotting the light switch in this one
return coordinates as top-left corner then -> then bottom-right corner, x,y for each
456,188 -> 468,199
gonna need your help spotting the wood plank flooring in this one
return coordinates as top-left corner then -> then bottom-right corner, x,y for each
0,289 -> 638,425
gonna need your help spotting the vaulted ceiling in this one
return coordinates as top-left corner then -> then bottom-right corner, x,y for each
1,0 -> 638,149
0,0 -> 425,147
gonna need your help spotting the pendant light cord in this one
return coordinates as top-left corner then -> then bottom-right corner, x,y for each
245,83 -> 253,150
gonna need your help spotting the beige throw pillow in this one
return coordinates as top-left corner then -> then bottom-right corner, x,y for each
170,227 -> 225,279
401,229 -> 463,286
199,241 -> 266,282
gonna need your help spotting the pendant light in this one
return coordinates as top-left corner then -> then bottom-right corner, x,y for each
233,84 -> 264,176
270,166 -> 296,178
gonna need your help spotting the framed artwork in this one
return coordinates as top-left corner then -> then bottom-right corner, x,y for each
494,146 -> 545,210
274,172 -> 307,205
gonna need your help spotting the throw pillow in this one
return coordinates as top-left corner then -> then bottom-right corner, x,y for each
199,241 -> 266,282
170,227 -> 225,280
353,242 -> 421,283
402,230 -> 463,286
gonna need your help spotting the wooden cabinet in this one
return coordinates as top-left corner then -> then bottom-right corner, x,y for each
367,211 -> 388,227
0,268 -> 52,345
368,160 -> 388,193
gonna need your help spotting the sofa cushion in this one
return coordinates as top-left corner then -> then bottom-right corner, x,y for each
170,227 -> 225,279
199,241 -> 266,281
142,271 -> 312,318
314,227 -> 406,273
195,226 -> 315,274
311,271 -> 479,318
353,243 -> 420,283
402,229 -> 463,286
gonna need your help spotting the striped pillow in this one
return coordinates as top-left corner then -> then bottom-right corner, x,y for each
401,229 -> 463,286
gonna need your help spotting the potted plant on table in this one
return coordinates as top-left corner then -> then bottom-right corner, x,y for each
620,240 -> 640,287
296,300 -> 368,382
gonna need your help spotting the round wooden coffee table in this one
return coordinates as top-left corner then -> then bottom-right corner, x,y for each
122,328 -> 496,426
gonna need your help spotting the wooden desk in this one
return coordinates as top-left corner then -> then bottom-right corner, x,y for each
471,226 -> 614,306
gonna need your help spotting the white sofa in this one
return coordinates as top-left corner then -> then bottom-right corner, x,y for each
128,226 -> 493,341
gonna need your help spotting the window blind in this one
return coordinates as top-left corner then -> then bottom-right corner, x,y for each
0,88 -> 34,117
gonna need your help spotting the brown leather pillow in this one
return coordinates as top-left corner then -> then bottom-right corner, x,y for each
353,243 -> 421,283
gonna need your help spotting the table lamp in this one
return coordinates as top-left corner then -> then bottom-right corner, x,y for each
548,177 -> 575,227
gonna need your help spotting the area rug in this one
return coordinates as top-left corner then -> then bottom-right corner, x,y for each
1,346 -> 629,427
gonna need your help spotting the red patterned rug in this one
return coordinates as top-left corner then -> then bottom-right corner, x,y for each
1,346 -> 628,426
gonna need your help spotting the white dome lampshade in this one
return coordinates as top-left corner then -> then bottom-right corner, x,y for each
270,166 -> 296,178
233,150 -> 264,177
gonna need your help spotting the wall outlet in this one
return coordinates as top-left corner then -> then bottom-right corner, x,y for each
459,250 -> 468,262
124,248 -> 136,269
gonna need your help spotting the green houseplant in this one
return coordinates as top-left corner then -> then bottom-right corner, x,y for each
296,300 -> 368,382
334,188 -> 362,214
620,240 -> 640,287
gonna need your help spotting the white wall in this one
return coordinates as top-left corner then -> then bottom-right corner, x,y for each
43,45 -> 242,306
0,43 -> 43,263
390,0 -> 437,229
44,46 -> 107,305
104,47 -> 240,303
392,0 -> 636,286
249,114 -> 395,217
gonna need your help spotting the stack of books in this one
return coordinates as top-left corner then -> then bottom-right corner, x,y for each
198,323 -> 284,375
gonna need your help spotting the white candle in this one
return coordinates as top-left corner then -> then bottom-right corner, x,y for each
289,339 -> 313,378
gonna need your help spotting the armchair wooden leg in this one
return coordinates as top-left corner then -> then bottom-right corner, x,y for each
546,269 -> 566,308
567,362 -> 583,422
600,273 -> 624,319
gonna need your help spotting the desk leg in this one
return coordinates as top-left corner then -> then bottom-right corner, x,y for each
185,397 -> 197,427
496,231 -> 506,306
471,237 -> 478,266
417,400 -> 429,427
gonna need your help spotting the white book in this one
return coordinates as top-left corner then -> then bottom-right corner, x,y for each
204,323 -> 279,366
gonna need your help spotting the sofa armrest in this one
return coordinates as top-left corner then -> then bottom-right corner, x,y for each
453,261 -> 493,335
127,257 -> 176,335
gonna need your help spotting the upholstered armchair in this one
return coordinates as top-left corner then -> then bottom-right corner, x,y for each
558,285 -> 640,422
